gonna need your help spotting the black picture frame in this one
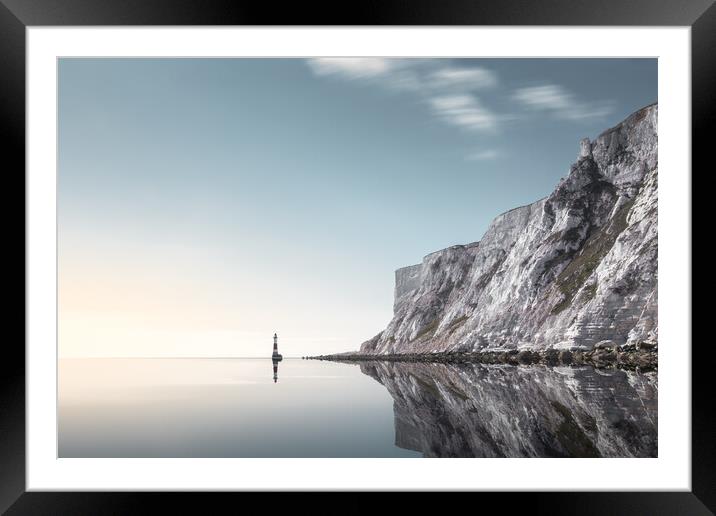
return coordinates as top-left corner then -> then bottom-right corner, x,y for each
2,0 -> 710,513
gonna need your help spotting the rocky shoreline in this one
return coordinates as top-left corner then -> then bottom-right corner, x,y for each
305,342 -> 657,372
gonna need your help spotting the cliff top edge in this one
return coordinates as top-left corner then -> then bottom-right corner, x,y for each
392,102 -> 657,275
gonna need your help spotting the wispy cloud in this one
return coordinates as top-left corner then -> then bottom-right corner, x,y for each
306,58 -> 423,92
428,67 -> 498,90
306,59 -> 618,136
466,149 -> 499,161
307,58 -> 395,80
428,95 -> 499,132
306,58 -> 498,93
512,84 -> 614,121
305,58 -> 501,132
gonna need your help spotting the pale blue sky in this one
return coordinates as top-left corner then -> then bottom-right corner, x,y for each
58,58 -> 656,357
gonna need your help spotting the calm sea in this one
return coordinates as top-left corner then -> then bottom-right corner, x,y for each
58,358 -> 657,458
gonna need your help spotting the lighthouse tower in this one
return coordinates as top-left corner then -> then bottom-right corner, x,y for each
272,333 -> 283,361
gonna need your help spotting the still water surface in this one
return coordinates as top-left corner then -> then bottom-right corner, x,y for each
59,358 -> 657,458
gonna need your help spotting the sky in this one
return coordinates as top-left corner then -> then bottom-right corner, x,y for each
58,58 -> 656,358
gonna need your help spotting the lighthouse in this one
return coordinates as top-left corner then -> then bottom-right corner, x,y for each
272,333 -> 283,361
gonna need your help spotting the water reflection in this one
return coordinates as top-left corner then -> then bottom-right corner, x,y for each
272,358 -> 280,383
58,358 -> 656,458
59,358 -> 420,458
358,361 -> 657,458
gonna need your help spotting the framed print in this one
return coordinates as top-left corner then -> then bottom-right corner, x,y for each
2,0 -> 711,513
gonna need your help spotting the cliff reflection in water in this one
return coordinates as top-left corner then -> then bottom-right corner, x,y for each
359,362 -> 657,458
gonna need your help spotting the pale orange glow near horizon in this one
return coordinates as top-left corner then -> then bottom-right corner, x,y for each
59,231 -> 392,358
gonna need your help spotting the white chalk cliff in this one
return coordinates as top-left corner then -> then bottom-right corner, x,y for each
361,103 -> 658,354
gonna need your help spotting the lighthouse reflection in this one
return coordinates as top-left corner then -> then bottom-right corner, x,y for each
272,359 -> 280,383
271,332 -> 283,383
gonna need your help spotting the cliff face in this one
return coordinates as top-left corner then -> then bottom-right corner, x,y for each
360,361 -> 657,457
361,104 -> 657,354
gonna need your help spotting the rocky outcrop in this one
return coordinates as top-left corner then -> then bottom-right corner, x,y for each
307,343 -> 658,371
361,103 -> 657,354
360,361 -> 657,457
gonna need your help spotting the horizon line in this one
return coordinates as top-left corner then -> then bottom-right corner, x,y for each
58,356 -> 307,360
